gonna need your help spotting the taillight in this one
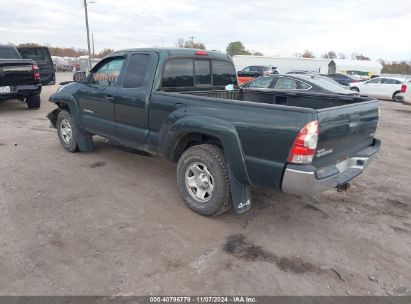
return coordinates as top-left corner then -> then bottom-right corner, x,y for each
288,120 -> 319,164
33,64 -> 40,80
195,50 -> 208,56
401,84 -> 406,93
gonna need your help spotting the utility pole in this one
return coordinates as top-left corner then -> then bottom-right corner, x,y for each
188,36 -> 195,48
83,0 -> 93,71
92,32 -> 95,60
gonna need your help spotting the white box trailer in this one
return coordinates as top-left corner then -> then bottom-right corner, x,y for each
232,55 -> 383,76
232,55 -> 331,74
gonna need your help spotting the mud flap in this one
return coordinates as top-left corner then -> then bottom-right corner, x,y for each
47,108 -> 61,128
75,124 -> 94,152
228,169 -> 251,213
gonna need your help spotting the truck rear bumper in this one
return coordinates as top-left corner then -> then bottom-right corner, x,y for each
0,84 -> 41,100
281,139 -> 381,196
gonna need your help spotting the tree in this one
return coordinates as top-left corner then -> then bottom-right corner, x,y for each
176,38 -> 206,49
183,40 -> 205,50
381,60 -> 411,74
226,41 -> 251,56
301,49 -> 315,58
321,51 -> 337,59
253,51 -> 264,56
338,53 -> 346,59
12,42 -> 87,57
355,54 -> 370,61
98,48 -> 114,58
17,42 -> 40,47
176,38 -> 184,48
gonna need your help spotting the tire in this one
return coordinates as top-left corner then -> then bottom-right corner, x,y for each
392,91 -> 400,102
351,87 -> 359,92
26,95 -> 41,109
177,144 -> 233,216
56,110 -> 79,152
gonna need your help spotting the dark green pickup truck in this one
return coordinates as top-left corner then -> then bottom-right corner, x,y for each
48,48 -> 380,216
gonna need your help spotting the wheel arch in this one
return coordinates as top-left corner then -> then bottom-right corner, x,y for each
48,93 -> 93,152
163,116 -> 251,186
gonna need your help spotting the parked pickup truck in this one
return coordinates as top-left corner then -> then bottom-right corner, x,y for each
0,45 -> 54,109
47,48 -> 380,216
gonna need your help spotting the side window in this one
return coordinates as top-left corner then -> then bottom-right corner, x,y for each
194,60 -> 211,86
123,54 -> 149,88
242,67 -> 250,72
247,77 -> 273,88
367,78 -> 382,84
382,78 -> 401,84
162,59 -> 194,88
212,60 -> 238,86
296,80 -> 311,90
273,77 -> 298,90
91,57 -> 125,87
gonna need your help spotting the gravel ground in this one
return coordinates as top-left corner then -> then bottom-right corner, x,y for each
0,72 -> 410,296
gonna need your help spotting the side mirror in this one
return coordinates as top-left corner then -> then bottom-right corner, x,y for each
73,71 -> 87,83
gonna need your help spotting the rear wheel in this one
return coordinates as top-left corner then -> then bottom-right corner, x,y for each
177,144 -> 233,216
351,87 -> 359,92
392,91 -> 400,102
56,110 -> 79,152
26,95 -> 41,109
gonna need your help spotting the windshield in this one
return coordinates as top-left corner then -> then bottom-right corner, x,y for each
18,48 -> 51,62
0,47 -> 21,59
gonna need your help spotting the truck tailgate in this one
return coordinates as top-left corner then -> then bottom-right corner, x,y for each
0,59 -> 36,86
313,99 -> 379,168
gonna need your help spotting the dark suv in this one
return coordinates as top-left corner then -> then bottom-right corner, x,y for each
237,65 -> 277,77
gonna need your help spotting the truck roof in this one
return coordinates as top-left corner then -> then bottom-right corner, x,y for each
112,48 -> 231,61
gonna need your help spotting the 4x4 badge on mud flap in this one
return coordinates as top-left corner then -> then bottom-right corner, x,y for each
238,200 -> 251,209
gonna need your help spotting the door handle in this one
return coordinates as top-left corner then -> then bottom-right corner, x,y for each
105,95 -> 114,102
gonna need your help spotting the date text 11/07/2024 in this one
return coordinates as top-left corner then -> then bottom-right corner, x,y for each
149,296 -> 257,303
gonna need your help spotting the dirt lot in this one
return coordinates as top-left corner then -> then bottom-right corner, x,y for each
0,72 -> 410,296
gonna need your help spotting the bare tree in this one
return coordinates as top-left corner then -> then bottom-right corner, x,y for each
176,38 -> 184,48
302,49 -> 315,58
350,52 -> 359,60
176,38 -> 206,50
355,54 -> 370,60
98,48 -> 114,58
321,51 -> 337,59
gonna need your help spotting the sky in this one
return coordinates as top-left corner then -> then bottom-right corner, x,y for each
1,0 -> 410,61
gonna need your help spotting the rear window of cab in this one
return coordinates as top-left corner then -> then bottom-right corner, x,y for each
161,58 -> 237,90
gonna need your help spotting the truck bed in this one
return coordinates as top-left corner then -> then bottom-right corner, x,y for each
177,88 -> 379,172
180,88 -> 370,110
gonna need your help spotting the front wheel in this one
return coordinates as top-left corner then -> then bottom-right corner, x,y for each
177,144 -> 233,216
26,95 -> 41,109
56,110 -> 79,152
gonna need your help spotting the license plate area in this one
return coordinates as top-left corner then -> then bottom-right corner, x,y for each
0,86 -> 11,94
